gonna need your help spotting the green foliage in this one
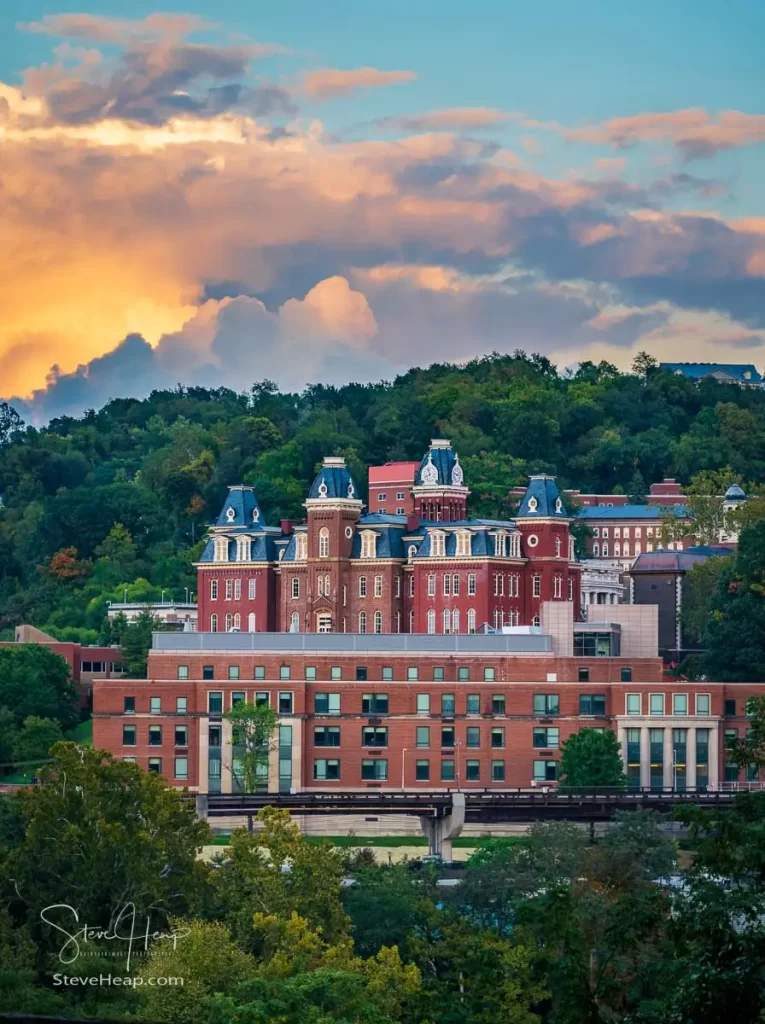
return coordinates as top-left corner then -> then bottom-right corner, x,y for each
224,701 -> 279,793
703,521 -> 765,681
681,554 -> 734,648
559,728 -> 627,789
0,644 -> 79,730
119,608 -> 160,677
11,715 -> 63,764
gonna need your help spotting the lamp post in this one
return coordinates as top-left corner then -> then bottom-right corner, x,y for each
455,740 -> 462,792
161,589 -> 166,605
401,748 -> 407,791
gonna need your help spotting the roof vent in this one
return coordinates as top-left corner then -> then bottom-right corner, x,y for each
429,439 -> 451,449
322,456 -> 346,468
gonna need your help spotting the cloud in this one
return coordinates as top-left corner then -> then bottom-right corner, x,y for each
565,108 -> 765,161
373,107 -> 515,133
23,13 -> 215,44
303,67 -> 415,99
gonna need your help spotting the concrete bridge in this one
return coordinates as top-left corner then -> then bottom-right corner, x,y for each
194,788 -> 740,858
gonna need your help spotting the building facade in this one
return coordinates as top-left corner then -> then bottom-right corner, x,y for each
195,440 -> 582,636
92,602 -> 764,795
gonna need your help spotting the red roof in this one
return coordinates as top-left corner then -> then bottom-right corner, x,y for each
368,462 -> 419,485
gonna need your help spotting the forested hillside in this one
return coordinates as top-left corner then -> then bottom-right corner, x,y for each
1,352 -> 764,640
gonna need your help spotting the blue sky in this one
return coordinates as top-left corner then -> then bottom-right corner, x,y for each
1,2 -> 763,419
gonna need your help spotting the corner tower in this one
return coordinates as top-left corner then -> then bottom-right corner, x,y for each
411,439 -> 469,522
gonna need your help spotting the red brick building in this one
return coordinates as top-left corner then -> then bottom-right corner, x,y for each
92,602 -> 765,794
368,461 -> 419,515
196,440 -> 582,636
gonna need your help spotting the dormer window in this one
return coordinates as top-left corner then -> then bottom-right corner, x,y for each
318,480 -> 328,498
213,537 -> 229,562
296,534 -> 307,561
236,537 -> 251,562
430,531 -> 446,557
456,531 -> 472,557
407,544 -> 417,561
360,531 -> 377,558
225,506 -> 236,523
494,532 -> 507,557
510,533 -> 521,558
555,497 -> 563,513
528,496 -> 538,513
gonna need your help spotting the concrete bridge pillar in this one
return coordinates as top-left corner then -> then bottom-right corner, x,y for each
419,793 -> 465,858
195,794 -> 209,820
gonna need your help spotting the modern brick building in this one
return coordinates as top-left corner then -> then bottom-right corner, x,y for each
368,461 -> 419,515
195,439 -> 582,636
92,602 -> 765,794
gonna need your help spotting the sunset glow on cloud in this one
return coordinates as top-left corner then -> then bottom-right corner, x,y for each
1,4 -> 763,420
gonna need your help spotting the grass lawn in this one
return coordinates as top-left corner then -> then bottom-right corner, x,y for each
2,717 -> 92,785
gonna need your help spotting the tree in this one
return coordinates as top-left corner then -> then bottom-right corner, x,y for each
224,700 -> 279,794
0,403 -> 23,448
0,644 -> 79,729
660,467 -> 740,546
627,468 -> 648,504
119,608 -> 159,677
1,743 -> 210,946
559,728 -> 627,789
12,716 -> 63,764
703,521 -> 765,681
681,554 -> 734,649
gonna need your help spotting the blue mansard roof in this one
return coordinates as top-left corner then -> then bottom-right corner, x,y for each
515,475 -> 569,518
577,504 -> 689,520
308,457 -> 360,501
215,485 -> 266,529
199,530 -> 282,563
660,362 -> 763,386
415,439 -> 465,488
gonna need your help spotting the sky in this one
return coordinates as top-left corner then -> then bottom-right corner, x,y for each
1,1 -> 764,421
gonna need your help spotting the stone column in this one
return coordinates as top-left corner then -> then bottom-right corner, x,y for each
686,728 -> 696,789
663,727 -> 674,789
709,723 -> 720,790
221,719 -> 233,794
198,716 -> 209,795
640,727 -> 651,789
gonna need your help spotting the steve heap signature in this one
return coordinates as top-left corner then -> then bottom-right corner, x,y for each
40,903 -> 191,971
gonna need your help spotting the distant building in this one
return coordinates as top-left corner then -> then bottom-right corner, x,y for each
564,478 -> 689,507
580,559 -> 626,608
368,461 -> 420,515
577,504 -> 694,570
107,601 -> 197,631
660,362 -> 764,388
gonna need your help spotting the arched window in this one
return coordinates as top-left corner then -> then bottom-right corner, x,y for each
290,611 -> 300,632
443,608 -> 451,634
427,609 -> 436,634
233,613 -> 241,630
359,576 -> 367,597
210,613 -> 218,632
225,613 -> 233,631
324,574 -> 331,595
615,543 -> 621,557
248,612 -> 256,632
555,536 -> 562,557
358,611 -> 367,634
296,534 -> 307,560
467,608 -> 476,634
319,528 -> 330,558
317,575 -> 324,596
532,615 -> 540,627
452,609 -> 460,633
408,544 -> 417,561
409,609 -> 415,633
374,610 -> 383,634
623,542 -> 630,557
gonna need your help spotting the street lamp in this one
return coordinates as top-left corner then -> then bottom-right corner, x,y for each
401,748 -> 407,791
161,589 -> 166,605
455,740 -> 462,792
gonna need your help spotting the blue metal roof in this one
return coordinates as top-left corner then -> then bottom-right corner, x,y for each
660,362 -> 763,385
215,486 -> 266,528
416,440 -> 465,487
308,458 -> 359,500
516,476 -> 569,518
578,504 -> 689,520
198,533 -> 279,562
724,484 -> 746,500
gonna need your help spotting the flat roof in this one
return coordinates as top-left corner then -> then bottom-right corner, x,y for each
152,631 -> 553,654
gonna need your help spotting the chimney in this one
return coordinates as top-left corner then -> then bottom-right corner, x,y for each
280,519 -> 296,535
406,514 -> 420,532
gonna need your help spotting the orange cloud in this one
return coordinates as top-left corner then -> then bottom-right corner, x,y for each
303,67 -> 415,99
23,13 -> 215,43
373,107 -> 515,132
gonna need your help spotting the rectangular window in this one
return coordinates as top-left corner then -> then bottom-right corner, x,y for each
314,759 -> 340,781
356,666 -> 368,682
621,667 -> 633,682
314,726 -> 341,747
416,726 -> 430,748
249,578 -> 256,600
492,695 -> 506,715
331,666 -> 342,680
208,692 -> 223,714
458,667 -> 470,682
148,758 -> 162,774
673,693 -> 688,715
578,667 -> 590,683
122,724 -> 136,745
441,726 -> 455,748
231,691 -> 245,708
433,666 -> 444,682
359,577 -> 367,598
234,579 -> 241,601
362,693 -> 389,715
696,693 -> 711,715
177,665 -> 189,680
491,760 -> 505,781
314,693 -> 341,715
466,694 -> 480,715
416,759 -> 430,781
441,759 -> 455,781
210,579 -> 218,601
466,760 -> 480,781
203,666 -> 214,681
148,725 -> 162,746
443,574 -> 451,596
374,576 -> 383,598
361,759 -> 388,781
174,757 -> 188,780
626,693 -> 641,715
174,725 -> 188,746
491,727 -> 505,748
252,665 -> 265,680
441,693 -> 455,715
176,697 -> 187,714
533,694 -> 559,715
468,574 -> 476,596
225,579 -> 233,601
362,726 -> 388,747
649,693 -> 665,716
407,667 -> 418,681
279,692 -> 293,714
533,727 -> 559,748
228,665 -> 240,680
123,696 -> 135,714
466,726 -> 480,748
533,575 -> 541,597
724,698 -> 736,717
304,665 -> 316,681
579,695 -> 606,716
533,760 -> 558,782
279,666 -> 291,680
417,693 -> 431,715
483,667 -> 495,682
255,691 -> 269,707
382,666 -> 393,681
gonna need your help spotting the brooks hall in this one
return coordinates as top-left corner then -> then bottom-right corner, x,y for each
92,440 -> 760,794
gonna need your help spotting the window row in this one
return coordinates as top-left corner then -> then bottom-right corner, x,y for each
124,696 -> 188,714
183,664 -> 501,682
313,725 -> 510,749
625,693 -> 711,716
122,756 -> 188,779
122,724 -> 189,746
207,691 -> 294,715
209,578 -> 257,600
209,612 -> 257,632
313,758 -> 513,782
